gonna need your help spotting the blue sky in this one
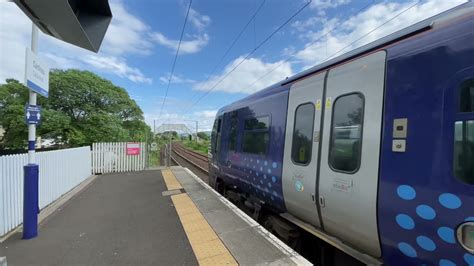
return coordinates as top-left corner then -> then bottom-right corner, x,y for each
0,0 -> 466,131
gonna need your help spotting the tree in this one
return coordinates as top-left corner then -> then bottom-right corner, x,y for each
197,132 -> 209,141
0,70 -> 151,150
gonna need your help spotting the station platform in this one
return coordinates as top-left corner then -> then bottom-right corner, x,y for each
0,166 -> 309,265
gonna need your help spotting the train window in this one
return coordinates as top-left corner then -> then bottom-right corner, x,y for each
292,103 -> 315,165
229,112 -> 238,151
460,79 -> 474,112
454,121 -> 474,184
244,116 -> 270,130
329,93 -> 364,173
242,116 -> 270,155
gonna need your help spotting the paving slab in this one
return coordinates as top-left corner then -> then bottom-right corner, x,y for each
0,170 -> 197,266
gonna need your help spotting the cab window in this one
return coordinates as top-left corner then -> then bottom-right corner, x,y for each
213,118 -> 222,154
454,79 -> 474,184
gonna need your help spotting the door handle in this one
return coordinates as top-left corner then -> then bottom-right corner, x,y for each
319,196 -> 325,208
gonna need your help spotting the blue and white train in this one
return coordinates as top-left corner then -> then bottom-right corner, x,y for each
209,2 -> 473,266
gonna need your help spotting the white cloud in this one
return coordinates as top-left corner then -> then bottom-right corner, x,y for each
102,1 -> 154,55
310,0 -> 351,10
83,55 -> 152,84
194,56 -> 293,94
151,32 -> 209,54
150,6 -> 210,54
0,3 -> 31,82
188,8 -> 211,32
159,73 -> 195,84
194,110 -> 217,119
0,1 -> 153,84
293,0 -> 467,69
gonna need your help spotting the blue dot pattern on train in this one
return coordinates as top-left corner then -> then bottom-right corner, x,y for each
465,254 -> 474,265
397,185 -> 416,200
396,214 -> 415,230
394,185 -> 466,263
438,193 -> 462,209
416,236 -> 436,251
437,227 -> 456,244
439,259 -> 456,266
416,205 -> 436,220
240,157 -> 281,205
398,242 -> 417,258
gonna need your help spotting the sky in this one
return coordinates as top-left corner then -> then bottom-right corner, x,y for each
0,0 -> 467,132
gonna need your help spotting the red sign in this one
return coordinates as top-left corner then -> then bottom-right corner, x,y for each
126,142 -> 140,155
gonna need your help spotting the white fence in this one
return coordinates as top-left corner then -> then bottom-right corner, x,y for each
0,147 -> 91,237
92,142 -> 146,174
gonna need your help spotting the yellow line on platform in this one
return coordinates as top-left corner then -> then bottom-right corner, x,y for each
162,169 -> 183,191
161,170 -> 237,265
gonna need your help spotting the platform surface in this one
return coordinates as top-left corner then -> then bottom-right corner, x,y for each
170,167 -> 309,265
0,170 -> 197,265
0,167 -> 309,265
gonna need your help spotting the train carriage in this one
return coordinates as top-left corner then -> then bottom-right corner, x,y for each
209,2 -> 474,265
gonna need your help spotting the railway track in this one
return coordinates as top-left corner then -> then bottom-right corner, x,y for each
170,143 -> 209,183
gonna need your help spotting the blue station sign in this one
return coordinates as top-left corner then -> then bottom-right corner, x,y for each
25,48 -> 49,97
25,104 -> 41,125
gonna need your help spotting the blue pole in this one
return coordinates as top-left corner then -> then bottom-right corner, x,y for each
23,164 -> 39,239
23,23 -> 39,239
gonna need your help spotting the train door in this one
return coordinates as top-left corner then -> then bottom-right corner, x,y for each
222,111 -> 240,185
282,71 -> 326,228
318,51 -> 386,257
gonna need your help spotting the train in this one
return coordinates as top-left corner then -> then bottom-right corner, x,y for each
208,2 -> 474,265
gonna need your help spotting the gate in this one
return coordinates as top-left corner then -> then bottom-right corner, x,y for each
92,142 -> 147,174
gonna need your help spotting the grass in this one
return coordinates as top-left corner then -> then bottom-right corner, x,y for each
182,140 -> 209,155
148,150 -> 160,167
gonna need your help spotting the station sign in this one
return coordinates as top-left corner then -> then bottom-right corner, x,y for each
25,48 -> 49,97
25,104 -> 41,125
126,142 -> 141,156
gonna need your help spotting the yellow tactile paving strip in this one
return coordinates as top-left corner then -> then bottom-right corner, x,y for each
161,170 -> 238,265
162,169 -> 183,190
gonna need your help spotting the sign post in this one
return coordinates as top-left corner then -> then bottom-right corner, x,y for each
23,24 -> 49,240
12,0 -> 112,241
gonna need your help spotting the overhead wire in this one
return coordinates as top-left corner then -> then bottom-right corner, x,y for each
247,0 -> 420,91
246,0 -> 376,90
321,0 -> 420,62
159,0 -> 193,120
184,0 -> 312,113
186,0 -> 266,103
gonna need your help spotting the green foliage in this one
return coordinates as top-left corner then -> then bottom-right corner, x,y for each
1,104 -> 27,149
0,70 -> 151,150
182,139 -> 209,155
197,131 -> 210,141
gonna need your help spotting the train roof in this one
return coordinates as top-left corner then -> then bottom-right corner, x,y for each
218,1 -> 473,115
